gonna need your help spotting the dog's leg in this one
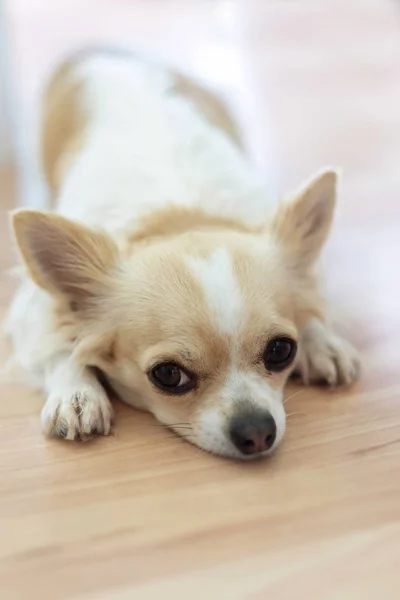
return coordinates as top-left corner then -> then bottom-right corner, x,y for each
42,355 -> 113,440
295,318 -> 360,387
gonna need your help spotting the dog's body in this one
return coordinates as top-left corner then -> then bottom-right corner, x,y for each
6,49 -> 360,459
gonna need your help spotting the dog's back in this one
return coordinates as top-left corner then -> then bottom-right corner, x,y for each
42,49 -> 243,195
40,48 -> 275,235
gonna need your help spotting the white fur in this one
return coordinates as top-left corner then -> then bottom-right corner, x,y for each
195,410 -> 236,458
42,356 -> 113,439
4,278 -> 71,381
186,248 -> 243,335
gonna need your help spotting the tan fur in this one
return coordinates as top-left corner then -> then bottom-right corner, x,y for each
172,73 -> 243,148
12,210 -> 118,305
41,59 -> 86,196
270,170 -> 337,272
124,205 -> 255,253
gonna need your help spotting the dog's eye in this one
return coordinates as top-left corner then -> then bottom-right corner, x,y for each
263,337 -> 297,372
149,362 -> 196,395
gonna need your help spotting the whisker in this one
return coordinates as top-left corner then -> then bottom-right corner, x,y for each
153,431 -> 194,441
283,389 -> 305,404
286,411 -> 310,418
136,422 -> 193,431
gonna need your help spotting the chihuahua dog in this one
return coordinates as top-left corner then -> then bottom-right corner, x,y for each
6,48 -> 360,459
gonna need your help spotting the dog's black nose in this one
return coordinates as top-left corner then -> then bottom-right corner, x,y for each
229,411 -> 277,455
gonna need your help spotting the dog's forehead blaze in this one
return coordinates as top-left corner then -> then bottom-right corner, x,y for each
185,247 -> 243,336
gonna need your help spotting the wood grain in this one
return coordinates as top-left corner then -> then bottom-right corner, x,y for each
1,1 -> 400,598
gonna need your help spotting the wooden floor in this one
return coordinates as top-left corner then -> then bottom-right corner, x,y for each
1,1 -> 400,598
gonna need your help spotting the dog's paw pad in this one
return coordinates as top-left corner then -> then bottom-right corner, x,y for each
41,386 -> 113,440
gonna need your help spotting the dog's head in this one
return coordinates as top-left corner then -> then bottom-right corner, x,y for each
13,169 -> 337,459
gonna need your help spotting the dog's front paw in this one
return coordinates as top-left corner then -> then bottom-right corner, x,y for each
41,382 -> 113,440
295,319 -> 361,387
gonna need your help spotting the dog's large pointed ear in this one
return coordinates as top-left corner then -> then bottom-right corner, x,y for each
271,169 -> 338,271
12,210 -> 119,307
